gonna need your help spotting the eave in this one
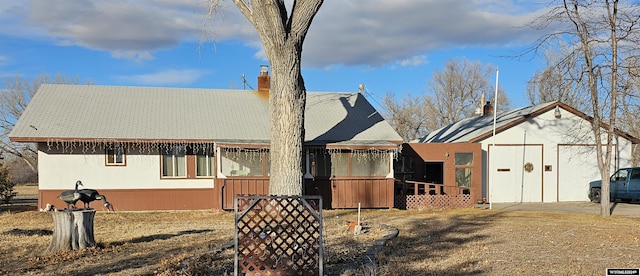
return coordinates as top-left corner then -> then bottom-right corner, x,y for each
468,102 -> 640,144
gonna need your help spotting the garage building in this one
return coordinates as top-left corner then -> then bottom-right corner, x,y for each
417,101 -> 639,203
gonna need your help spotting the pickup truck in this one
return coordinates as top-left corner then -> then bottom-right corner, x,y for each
589,167 -> 640,203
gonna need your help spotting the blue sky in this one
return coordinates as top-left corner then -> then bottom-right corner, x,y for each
0,0 -> 551,110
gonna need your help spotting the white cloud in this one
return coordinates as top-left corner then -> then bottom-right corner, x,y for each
113,69 -> 208,86
2,0 -> 547,66
301,0 -> 546,68
399,55 -> 428,67
8,0 -> 255,60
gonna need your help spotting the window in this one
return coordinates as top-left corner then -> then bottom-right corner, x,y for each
352,152 -> 389,176
330,150 -> 390,177
196,149 -> 215,177
612,169 -> 628,182
105,145 -> 125,165
455,152 -> 473,166
162,146 -> 186,178
221,149 -> 267,176
330,152 -> 350,176
455,152 -> 473,187
455,168 -> 472,188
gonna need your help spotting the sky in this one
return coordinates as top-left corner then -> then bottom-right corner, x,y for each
0,0 -> 554,110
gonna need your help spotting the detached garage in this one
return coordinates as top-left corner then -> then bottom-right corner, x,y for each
418,101 -> 639,203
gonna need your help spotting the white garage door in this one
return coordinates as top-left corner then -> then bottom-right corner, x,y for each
489,145 -> 543,203
558,145 -> 613,201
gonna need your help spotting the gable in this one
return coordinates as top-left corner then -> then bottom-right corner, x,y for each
419,101 -> 640,145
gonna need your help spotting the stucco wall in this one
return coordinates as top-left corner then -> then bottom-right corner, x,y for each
400,143 -> 483,203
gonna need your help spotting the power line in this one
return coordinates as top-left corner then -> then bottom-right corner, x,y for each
241,74 -> 255,90
359,84 -> 388,115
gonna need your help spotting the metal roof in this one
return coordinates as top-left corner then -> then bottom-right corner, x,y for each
418,102 -> 560,143
417,101 -> 640,144
9,84 -> 402,147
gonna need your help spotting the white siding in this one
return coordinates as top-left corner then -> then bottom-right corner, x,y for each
558,145 -> 601,201
481,107 -> 634,203
489,145 -> 542,203
37,144 -> 213,190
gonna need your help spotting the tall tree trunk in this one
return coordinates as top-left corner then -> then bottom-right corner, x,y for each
564,0 -> 615,217
231,0 -> 323,195
602,0 -> 619,217
268,56 -> 306,195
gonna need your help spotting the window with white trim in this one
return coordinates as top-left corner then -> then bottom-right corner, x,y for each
196,149 -> 215,177
105,145 -> 126,166
162,146 -> 186,178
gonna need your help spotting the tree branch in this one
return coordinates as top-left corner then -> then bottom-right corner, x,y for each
231,0 -> 255,25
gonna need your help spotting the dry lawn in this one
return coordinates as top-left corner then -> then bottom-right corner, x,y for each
1,185 -> 640,275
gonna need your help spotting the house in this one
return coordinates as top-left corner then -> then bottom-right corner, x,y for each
416,101 -> 640,203
9,67 -> 403,211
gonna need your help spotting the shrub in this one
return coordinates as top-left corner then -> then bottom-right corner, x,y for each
0,164 -> 16,204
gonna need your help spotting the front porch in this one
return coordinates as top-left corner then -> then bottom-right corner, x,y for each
213,177 -> 395,210
394,180 -> 474,209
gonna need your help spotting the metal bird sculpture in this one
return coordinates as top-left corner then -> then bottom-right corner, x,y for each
78,188 -> 114,211
58,180 -> 83,210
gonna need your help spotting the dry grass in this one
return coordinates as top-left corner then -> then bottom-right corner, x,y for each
373,209 -> 640,275
2,185 -> 640,275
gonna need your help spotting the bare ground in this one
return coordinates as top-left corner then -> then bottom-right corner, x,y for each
2,185 -> 639,275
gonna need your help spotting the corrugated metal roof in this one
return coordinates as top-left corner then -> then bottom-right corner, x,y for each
418,102 -> 558,143
10,84 -> 402,146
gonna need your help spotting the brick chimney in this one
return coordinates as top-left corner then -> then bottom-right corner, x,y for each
257,65 -> 270,91
483,101 -> 494,116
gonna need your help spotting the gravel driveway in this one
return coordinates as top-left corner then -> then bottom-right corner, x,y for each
487,201 -> 640,217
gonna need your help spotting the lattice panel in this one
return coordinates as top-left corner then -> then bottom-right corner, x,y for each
394,195 -> 407,209
404,194 -> 473,210
234,196 -> 323,276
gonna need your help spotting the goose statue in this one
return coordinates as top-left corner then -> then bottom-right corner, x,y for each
78,188 -> 114,211
57,180 -> 83,210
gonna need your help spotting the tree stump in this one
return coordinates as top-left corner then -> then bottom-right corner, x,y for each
47,209 -> 96,254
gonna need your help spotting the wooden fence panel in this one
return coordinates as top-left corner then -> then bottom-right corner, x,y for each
222,178 -> 269,210
331,178 -> 394,209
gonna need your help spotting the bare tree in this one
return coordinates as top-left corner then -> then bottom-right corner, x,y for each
526,42 -> 589,110
619,56 -> 640,165
208,0 -> 323,195
0,73 -> 91,176
382,58 -> 510,141
382,92 -> 429,142
528,0 -> 640,217
425,58 -> 511,130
